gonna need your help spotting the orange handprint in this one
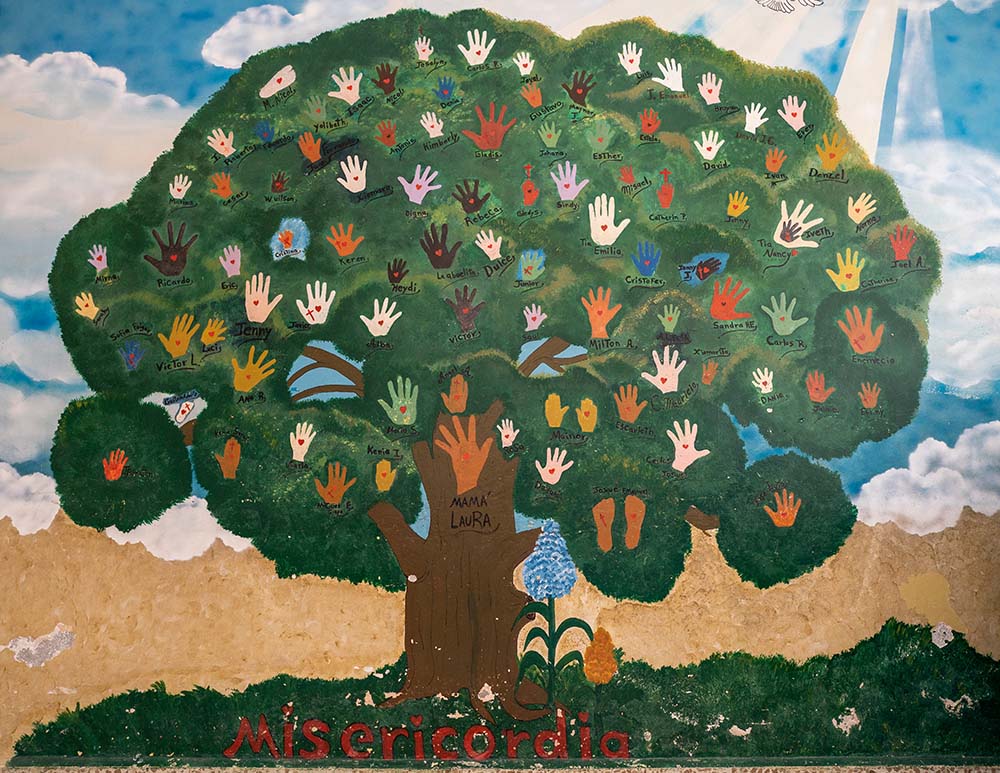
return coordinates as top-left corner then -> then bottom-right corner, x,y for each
593,498 -> 615,553
581,286 -> 622,339
440,373 -> 468,413
613,384 -> 647,424
210,172 -> 232,198
837,305 -> 884,354
764,488 -> 802,528
326,223 -> 364,256
375,120 -> 396,148
859,382 -> 881,409
806,370 -> 835,403
520,83 -> 542,108
278,230 -> 294,249
315,462 -> 357,505
710,277 -> 751,320
765,148 -> 787,173
702,360 -> 719,385
433,414 -> 494,495
624,494 -> 645,550
102,449 -> 128,481
298,131 -> 323,163
215,438 -> 241,480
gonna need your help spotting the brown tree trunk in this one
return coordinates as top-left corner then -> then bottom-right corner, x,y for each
369,400 -> 548,722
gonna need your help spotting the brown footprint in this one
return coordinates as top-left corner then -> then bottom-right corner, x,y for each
624,494 -> 646,549
593,497 -> 615,552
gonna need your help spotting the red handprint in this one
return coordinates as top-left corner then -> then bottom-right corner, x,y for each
461,102 -> 516,150
640,108 -> 661,134
890,225 -> 917,262
710,277 -> 751,320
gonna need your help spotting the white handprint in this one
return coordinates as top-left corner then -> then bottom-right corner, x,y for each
698,72 -> 722,104
414,36 -> 433,61
667,419 -> 710,473
652,58 -> 683,91
744,102 -> 769,133
588,193 -> 631,246
360,297 -> 402,336
618,42 -> 643,75
778,95 -> 807,131
207,128 -> 235,157
458,29 -> 496,66
695,130 -> 725,161
245,272 -> 283,323
523,303 -> 547,331
397,164 -> 441,205
290,422 -> 316,462
641,346 -> 687,393
512,51 -> 534,75
847,192 -> 877,224
475,229 -> 502,260
329,67 -> 363,104
752,367 -> 774,395
336,155 -> 367,193
219,245 -> 241,277
169,174 -> 191,200
420,111 -> 444,138
295,281 -> 336,325
535,447 -> 574,484
497,418 -> 519,448
773,199 -> 825,249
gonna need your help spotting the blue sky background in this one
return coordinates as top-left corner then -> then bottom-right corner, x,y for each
0,0 -> 997,536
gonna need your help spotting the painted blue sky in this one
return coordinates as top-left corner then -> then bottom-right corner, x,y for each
0,0 -> 997,538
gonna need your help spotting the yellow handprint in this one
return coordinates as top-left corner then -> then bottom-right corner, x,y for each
158,314 -> 200,358
201,318 -> 228,346
375,459 -> 397,492
727,190 -> 749,218
544,393 -> 569,428
825,248 -> 865,292
576,398 -> 598,433
74,292 -> 100,321
232,345 -> 276,392
815,131 -> 848,171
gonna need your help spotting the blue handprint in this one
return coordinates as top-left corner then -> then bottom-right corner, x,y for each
119,340 -> 145,371
517,249 -> 546,281
255,120 -> 275,143
631,241 -> 661,277
434,76 -> 457,101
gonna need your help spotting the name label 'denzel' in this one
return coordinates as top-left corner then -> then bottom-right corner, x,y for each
449,494 -> 492,531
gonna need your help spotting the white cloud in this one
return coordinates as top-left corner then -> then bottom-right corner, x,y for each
880,140 -> 1000,257
0,327 -> 81,384
0,383 -> 86,464
0,53 -> 191,296
0,462 -> 60,534
855,421 -> 1000,534
927,258 -> 1000,389
106,495 -> 253,560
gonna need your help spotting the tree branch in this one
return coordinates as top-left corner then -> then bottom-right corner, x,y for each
368,501 -> 427,577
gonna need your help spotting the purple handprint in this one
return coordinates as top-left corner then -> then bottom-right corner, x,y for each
550,161 -> 590,202
397,164 -> 442,205
219,245 -> 241,277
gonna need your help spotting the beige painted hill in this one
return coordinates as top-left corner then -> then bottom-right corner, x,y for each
2,507 -> 998,763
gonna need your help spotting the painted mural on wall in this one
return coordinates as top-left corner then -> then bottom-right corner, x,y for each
2,3 -> 999,766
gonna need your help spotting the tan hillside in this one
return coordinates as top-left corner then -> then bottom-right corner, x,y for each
2,507 -> 998,763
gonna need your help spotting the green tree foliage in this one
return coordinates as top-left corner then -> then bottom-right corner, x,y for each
48,9 -> 939,596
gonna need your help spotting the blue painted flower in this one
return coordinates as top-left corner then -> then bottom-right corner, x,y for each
523,520 -> 576,600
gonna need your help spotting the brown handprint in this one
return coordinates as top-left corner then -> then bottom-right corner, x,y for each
702,360 -> 719,385
764,488 -> 801,528
581,286 -> 622,339
315,462 -> 356,505
215,438 -> 241,480
451,179 -> 490,214
372,62 -> 398,95
562,70 -> 596,107
375,120 -> 397,148
461,102 -> 516,150
837,305 -> 884,354
420,222 -> 462,269
613,384 -> 647,424
440,373 -> 468,413
102,449 -> 128,481
144,221 -> 198,277
445,285 -> 484,332
434,414 -> 494,495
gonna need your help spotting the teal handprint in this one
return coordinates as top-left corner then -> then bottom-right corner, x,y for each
378,376 -> 418,426
658,304 -> 681,333
586,119 -> 614,152
761,292 -> 809,336
538,122 -> 561,148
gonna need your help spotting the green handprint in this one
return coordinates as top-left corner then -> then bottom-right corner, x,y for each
378,376 -> 418,426
658,304 -> 681,333
538,122 -> 561,148
761,292 -> 809,336
304,96 -> 327,121
518,249 -> 546,281
586,119 -> 615,152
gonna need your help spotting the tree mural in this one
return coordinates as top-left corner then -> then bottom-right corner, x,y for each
49,9 -> 939,722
